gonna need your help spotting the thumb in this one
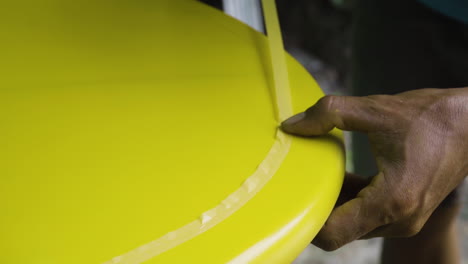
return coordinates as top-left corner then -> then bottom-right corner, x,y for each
281,95 -> 385,136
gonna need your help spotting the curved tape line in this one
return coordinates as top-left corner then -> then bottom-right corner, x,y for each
104,1 -> 291,263
104,132 -> 291,264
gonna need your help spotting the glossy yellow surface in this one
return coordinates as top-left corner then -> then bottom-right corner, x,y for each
0,1 -> 344,263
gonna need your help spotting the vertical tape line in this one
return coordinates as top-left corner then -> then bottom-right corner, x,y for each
103,1 -> 292,263
261,0 -> 293,120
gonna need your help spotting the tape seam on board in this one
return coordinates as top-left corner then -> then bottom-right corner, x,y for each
103,1 -> 292,263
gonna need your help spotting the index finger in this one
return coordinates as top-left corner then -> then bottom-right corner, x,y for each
281,95 -> 389,136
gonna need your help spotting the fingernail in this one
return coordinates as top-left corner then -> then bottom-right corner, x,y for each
281,112 -> 305,128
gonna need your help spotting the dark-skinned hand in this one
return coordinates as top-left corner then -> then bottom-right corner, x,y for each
281,88 -> 468,251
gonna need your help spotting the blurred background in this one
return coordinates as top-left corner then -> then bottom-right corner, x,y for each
199,0 -> 468,263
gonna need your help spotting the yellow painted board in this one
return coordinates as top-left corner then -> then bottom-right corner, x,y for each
0,0 -> 344,263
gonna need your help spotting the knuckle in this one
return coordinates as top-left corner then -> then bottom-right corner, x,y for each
315,95 -> 337,113
401,222 -> 424,237
427,95 -> 467,132
316,238 -> 341,252
311,95 -> 344,128
431,94 -> 457,114
389,194 -> 417,219
377,209 -> 398,226
313,229 -> 343,252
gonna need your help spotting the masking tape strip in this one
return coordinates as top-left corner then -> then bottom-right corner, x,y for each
261,0 -> 293,120
103,1 -> 292,263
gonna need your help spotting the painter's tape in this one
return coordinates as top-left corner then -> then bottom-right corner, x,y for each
103,133 -> 291,264
103,1 -> 292,263
261,0 -> 293,120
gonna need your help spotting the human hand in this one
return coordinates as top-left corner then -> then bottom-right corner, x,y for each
281,88 -> 468,251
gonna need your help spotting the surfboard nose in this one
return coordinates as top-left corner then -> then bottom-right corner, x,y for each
0,1 -> 344,263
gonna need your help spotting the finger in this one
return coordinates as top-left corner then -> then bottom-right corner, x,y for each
361,214 -> 428,239
281,95 -> 387,136
360,222 -> 423,239
312,197 -> 382,251
360,182 -> 463,240
364,201 -> 460,239
312,175 -> 387,251
336,172 -> 371,207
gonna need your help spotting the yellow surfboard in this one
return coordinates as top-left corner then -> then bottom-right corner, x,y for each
0,0 -> 344,263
